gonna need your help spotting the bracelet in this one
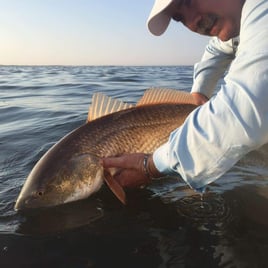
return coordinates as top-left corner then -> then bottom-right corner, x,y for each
143,154 -> 153,180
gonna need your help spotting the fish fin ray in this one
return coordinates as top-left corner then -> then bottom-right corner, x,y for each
88,93 -> 134,122
137,88 -> 195,106
103,170 -> 127,205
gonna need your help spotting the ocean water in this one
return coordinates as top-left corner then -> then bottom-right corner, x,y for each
1,65 -> 268,267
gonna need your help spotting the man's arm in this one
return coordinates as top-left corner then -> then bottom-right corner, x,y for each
191,36 -> 238,99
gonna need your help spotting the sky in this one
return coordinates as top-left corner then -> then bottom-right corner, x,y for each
0,0 -> 209,66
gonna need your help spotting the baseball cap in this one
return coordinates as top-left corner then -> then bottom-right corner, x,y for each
147,0 -> 174,36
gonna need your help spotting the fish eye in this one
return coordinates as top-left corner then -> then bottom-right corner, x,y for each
34,191 -> 44,197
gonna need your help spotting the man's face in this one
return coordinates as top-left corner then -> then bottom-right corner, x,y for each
166,0 -> 245,41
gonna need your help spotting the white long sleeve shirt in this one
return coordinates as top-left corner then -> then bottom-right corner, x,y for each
153,0 -> 268,189
191,36 -> 239,98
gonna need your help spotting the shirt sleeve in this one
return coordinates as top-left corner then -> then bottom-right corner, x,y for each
191,36 -> 238,98
153,0 -> 268,189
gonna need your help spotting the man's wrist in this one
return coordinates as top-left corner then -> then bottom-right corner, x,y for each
144,154 -> 163,179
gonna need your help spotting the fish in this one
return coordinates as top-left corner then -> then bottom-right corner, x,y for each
14,88 -> 197,210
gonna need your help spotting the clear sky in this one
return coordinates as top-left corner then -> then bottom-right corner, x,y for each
0,0 -> 209,66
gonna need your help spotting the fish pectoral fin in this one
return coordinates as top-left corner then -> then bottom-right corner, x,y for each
137,87 -> 195,106
103,170 -> 127,205
87,93 -> 134,122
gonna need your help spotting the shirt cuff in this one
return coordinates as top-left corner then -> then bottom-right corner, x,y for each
152,143 -> 178,176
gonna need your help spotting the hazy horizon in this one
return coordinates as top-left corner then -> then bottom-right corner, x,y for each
1,0 -> 209,66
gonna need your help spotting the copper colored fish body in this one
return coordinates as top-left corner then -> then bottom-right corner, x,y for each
15,89 -> 197,210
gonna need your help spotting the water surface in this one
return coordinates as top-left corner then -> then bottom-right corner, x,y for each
1,66 -> 268,267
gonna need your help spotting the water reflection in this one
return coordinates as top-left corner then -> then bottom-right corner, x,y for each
2,180 -> 268,267
16,196 -> 104,235
226,184 -> 268,226
176,193 -> 234,230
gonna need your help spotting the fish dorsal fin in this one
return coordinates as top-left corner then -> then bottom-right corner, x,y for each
88,93 -> 134,122
137,87 -> 195,106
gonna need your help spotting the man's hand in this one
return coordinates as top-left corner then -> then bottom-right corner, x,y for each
191,92 -> 208,105
102,153 -> 161,189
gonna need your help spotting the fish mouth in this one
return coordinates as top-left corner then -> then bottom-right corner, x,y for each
15,196 -> 56,211
14,196 -> 30,211
14,195 -> 38,211
197,14 -> 219,36
14,185 -> 47,211
14,190 -> 55,211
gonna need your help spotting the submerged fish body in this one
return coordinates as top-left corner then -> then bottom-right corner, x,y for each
15,89 -> 197,210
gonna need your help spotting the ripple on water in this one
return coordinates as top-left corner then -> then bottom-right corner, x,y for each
175,192 -> 235,232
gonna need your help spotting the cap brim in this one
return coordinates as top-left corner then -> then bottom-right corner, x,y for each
147,0 -> 173,36
147,12 -> 172,36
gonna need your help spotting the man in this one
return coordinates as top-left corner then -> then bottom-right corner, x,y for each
102,0 -> 268,191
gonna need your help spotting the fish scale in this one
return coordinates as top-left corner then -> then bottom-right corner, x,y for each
83,104 -> 195,156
